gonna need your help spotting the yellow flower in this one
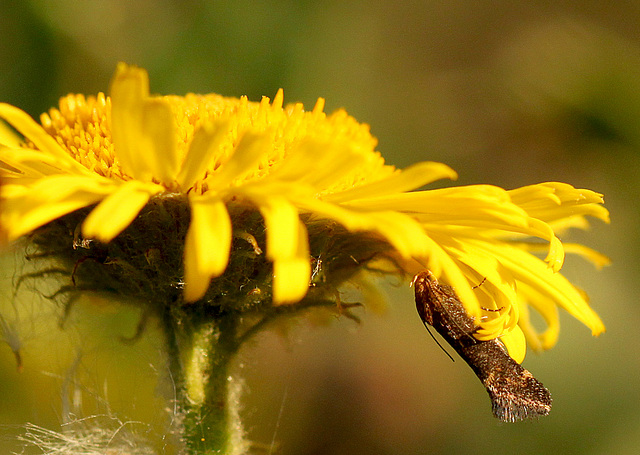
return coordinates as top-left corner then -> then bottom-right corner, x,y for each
0,63 -> 608,361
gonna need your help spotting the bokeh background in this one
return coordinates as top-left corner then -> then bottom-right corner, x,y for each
0,1 -> 638,454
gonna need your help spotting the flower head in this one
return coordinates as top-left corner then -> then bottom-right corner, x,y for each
0,63 -> 608,360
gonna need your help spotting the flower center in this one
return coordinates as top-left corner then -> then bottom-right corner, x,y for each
38,90 -> 394,194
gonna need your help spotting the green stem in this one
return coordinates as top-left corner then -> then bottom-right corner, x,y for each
158,296 -> 350,453
162,306 -> 244,454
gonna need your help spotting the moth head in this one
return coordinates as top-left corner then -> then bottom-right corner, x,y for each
413,270 -> 441,325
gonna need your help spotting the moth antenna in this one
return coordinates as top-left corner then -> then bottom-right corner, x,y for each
472,276 -> 487,289
421,321 -> 455,362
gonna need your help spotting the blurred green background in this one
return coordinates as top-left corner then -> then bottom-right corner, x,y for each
0,1 -> 638,454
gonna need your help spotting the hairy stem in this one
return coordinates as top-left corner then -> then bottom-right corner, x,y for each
162,305 -> 244,454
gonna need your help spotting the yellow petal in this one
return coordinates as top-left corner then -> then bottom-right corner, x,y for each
508,183 -> 563,207
510,182 -> 609,224
428,232 -> 519,329
547,215 -> 591,233
82,180 -> 163,242
362,211 -> 433,258
520,241 -> 611,269
499,326 -> 527,364
176,120 -> 230,190
349,185 -> 529,226
562,243 -> 611,269
482,241 -> 605,336
516,299 -> 541,351
0,145 -> 69,179
266,138 -> 369,190
109,71 -> 145,178
292,197 -> 431,258
272,221 -> 311,304
411,234 -> 482,320
419,214 -> 565,273
324,161 -> 458,204
517,284 -> 560,350
243,193 -> 312,303
0,120 -> 22,147
204,131 -> 271,192
183,195 -> 232,302
257,196 -> 300,261
0,104 -> 89,175
110,63 -> 178,184
525,218 -> 565,272
1,175 -> 115,240
141,99 -> 179,185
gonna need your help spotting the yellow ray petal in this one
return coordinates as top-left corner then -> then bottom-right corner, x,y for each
293,196 -> 432,258
517,283 -> 561,350
109,63 -> 150,180
0,145 -> 68,178
526,204 -> 610,225
411,234 -> 482,320
347,185 -> 527,224
204,131 -> 271,192
510,182 -> 609,224
272,221 -> 311,304
0,104 -> 90,175
519,241 -> 611,269
562,243 -> 611,269
324,161 -> 458,204
548,215 -> 591,233
183,195 -> 232,302
0,120 -> 22,147
422,215 -> 565,273
141,99 -> 179,185
110,63 -> 178,184
82,180 -> 164,242
499,326 -> 527,364
523,218 -> 564,272
477,241 -> 604,336
266,138 -> 362,187
257,196 -> 299,261
1,175 -> 116,240
511,182 -> 604,206
517,299 -> 542,351
362,211 -> 433,258
176,120 -> 230,190
246,194 -> 311,303
432,233 -> 519,308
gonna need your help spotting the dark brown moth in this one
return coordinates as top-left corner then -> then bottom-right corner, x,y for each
413,270 -> 552,422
